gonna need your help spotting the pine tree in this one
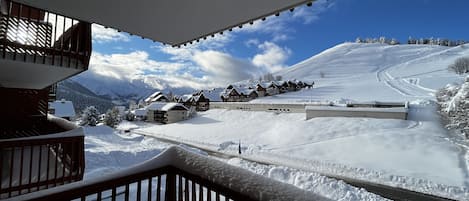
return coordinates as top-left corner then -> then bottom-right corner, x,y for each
104,107 -> 121,128
80,106 -> 100,126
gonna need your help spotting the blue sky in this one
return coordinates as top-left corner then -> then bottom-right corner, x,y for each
86,0 -> 469,90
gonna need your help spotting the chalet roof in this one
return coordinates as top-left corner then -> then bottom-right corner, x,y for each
201,88 -> 224,102
49,100 -> 76,118
17,0 -> 312,46
150,94 -> 168,102
193,94 -> 208,102
147,102 -> 188,111
239,88 -> 256,95
145,91 -> 163,102
179,94 -> 193,102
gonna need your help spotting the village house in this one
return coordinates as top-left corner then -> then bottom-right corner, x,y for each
279,81 -> 289,93
287,80 -> 299,91
240,89 -> 258,102
266,82 -> 280,96
177,94 -> 194,108
144,91 -> 170,104
221,88 -> 242,102
256,83 -> 267,97
48,99 -> 76,120
193,93 -> 210,111
146,102 -> 189,124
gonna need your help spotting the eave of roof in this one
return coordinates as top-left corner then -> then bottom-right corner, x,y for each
16,0 -> 315,47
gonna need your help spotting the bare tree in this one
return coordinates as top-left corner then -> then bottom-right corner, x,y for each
448,57 -> 469,74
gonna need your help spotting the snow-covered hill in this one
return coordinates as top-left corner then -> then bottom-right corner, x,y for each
263,42 -> 468,103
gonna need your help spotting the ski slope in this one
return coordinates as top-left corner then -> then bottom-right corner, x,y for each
253,43 -> 468,103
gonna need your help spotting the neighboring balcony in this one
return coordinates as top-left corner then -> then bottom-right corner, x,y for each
0,116 -> 85,199
0,0 -> 91,90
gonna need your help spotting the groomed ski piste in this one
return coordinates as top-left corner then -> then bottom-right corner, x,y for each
84,43 -> 469,200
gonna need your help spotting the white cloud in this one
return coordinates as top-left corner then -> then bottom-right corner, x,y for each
193,50 -> 261,85
252,42 -> 292,73
92,24 -> 130,43
245,38 -> 260,47
89,51 -> 183,80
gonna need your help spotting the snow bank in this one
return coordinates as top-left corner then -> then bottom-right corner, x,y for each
226,158 -> 388,201
83,125 -> 166,179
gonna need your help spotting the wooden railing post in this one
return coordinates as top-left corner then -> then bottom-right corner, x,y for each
165,169 -> 177,201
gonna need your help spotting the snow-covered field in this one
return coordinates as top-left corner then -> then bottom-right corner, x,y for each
83,43 -> 469,200
83,125 -> 387,200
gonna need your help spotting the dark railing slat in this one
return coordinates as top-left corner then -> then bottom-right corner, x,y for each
157,175 -> 161,201
42,12 -> 49,64
54,144 -> 59,187
51,13 -> 57,65
8,147 -> 15,198
136,180 -> 142,201
111,187 -> 116,201
124,184 -> 130,201
19,146 -> 25,195
60,15 -> 65,66
184,178 -> 189,201
166,171 -> 177,201
69,142 -> 75,183
36,144 -> 42,191
178,175 -> 183,201
207,186 -> 211,201
12,2 -> 21,60
28,145 -> 34,193
199,185 -> 203,201
24,5 -> 31,62
147,177 -> 152,201
97,191 -> 102,201
0,147 -> 3,194
191,181 -> 196,201
45,144 -> 50,187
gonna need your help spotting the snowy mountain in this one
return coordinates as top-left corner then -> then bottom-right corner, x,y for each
57,80 -> 114,113
261,42 -> 469,103
70,71 -> 194,102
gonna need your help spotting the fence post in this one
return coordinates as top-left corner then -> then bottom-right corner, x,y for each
165,168 -> 177,201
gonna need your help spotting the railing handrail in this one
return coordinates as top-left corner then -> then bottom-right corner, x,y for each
7,146 -> 331,201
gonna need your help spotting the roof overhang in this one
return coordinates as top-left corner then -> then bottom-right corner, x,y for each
14,0 -> 313,46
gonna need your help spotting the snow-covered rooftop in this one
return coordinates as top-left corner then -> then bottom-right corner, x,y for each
49,100 -> 76,118
147,102 -> 188,111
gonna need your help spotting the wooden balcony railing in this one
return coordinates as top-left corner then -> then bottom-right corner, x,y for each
0,117 -> 85,199
8,146 -> 326,201
0,0 -> 91,69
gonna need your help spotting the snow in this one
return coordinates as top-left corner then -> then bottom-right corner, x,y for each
146,102 -> 188,111
305,105 -> 407,113
49,100 -> 76,118
225,158 -> 388,201
132,42 -> 469,200
250,43 -> 468,103
83,125 -> 166,179
136,108 -> 469,199
27,43 -> 469,200
72,124 -> 391,200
